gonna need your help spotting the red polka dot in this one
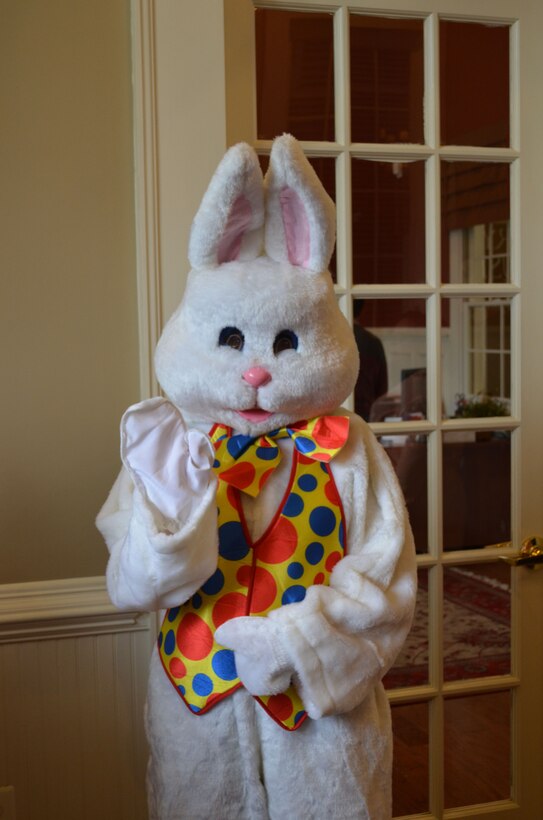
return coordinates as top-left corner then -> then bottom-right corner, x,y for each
314,572 -> 325,585
176,613 -> 214,661
248,567 -> 278,613
212,592 -> 247,628
315,452 -> 331,463
219,461 -> 256,490
168,657 -> 186,679
312,416 -> 349,450
267,693 -> 293,721
298,453 -> 314,466
325,551 -> 342,573
324,478 -> 340,505
236,564 -> 252,588
236,566 -> 278,612
257,517 -> 298,564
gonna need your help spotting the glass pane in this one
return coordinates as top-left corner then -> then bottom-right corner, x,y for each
380,436 -> 428,555
255,9 -> 334,141
385,568 -> 429,688
352,159 -> 425,285
444,691 -> 511,807
353,297 -> 426,422
486,306 -> 501,348
443,562 -> 511,681
392,702 -> 429,816
442,297 -> 511,418
442,430 -> 511,551
441,162 -> 510,284
350,15 -> 424,144
440,21 -> 510,147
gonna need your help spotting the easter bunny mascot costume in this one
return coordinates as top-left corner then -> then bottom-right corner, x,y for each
97,135 -> 416,820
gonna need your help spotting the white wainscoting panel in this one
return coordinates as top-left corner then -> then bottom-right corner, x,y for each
0,578 -> 152,820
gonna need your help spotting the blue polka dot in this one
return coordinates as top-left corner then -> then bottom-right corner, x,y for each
309,506 -> 336,537
227,435 -> 253,458
218,521 -> 250,561
157,632 -> 163,649
282,585 -> 306,605
167,606 -> 180,622
320,462 -> 329,473
163,629 -> 176,655
189,704 -> 201,713
256,446 -> 278,461
177,684 -> 186,696
294,436 -> 316,454
339,521 -> 345,549
213,459 -> 220,469
294,710 -> 306,726
192,593 -> 202,609
201,568 -> 225,596
297,474 -> 318,492
212,649 -> 238,681
306,541 -> 324,565
192,673 -> 214,696
283,493 -> 304,517
287,562 -> 304,580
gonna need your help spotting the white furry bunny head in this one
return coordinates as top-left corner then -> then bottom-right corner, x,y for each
155,135 -> 359,436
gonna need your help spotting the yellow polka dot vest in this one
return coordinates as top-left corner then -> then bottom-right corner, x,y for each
158,418 -> 348,731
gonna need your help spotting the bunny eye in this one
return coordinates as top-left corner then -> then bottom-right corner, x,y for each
273,330 -> 298,355
219,326 -> 245,351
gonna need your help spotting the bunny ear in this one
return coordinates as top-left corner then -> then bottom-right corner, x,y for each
188,143 -> 264,269
264,134 -> 336,272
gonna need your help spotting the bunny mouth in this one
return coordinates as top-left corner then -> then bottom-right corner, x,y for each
236,408 -> 274,424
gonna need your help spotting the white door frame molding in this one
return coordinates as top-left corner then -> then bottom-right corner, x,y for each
131,0 -> 163,399
131,0 -> 229,403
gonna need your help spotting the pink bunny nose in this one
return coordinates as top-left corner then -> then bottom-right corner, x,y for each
242,366 -> 272,388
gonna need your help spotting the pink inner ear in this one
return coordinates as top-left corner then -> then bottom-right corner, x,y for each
217,194 -> 253,264
279,186 -> 310,267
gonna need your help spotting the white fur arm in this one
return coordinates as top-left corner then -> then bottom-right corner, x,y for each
216,417 -> 416,718
269,522 -> 415,718
96,399 -> 218,612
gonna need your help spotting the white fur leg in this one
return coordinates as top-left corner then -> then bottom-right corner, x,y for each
146,648 -> 392,820
145,650 -> 269,820
258,683 -> 393,820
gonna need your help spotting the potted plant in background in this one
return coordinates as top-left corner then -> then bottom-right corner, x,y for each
454,393 -> 509,440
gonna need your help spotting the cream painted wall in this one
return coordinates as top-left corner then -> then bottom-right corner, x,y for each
0,0 -> 139,583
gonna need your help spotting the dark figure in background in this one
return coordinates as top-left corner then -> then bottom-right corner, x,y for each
353,300 -> 388,422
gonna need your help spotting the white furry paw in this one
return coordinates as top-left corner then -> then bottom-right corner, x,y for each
215,616 -> 292,696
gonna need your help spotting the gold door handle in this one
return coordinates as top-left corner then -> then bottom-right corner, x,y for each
501,536 -> 543,569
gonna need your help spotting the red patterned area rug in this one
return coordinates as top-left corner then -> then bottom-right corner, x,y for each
384,567 -> 511,688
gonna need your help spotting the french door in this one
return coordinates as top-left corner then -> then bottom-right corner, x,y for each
145,0 -> 543,816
